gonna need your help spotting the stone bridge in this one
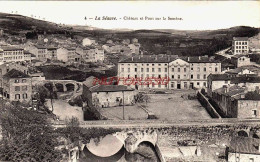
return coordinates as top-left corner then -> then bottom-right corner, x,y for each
36,80 -> 82,93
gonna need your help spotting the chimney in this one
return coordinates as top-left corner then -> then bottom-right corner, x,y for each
199,56 -> 201,60
141,51 -> 143,57
188,57 -> 190,61
223,85 -> 228,93
131,57 -> 133,61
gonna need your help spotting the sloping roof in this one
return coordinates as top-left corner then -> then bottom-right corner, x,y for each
3,69 -> 31,78
231,76 -> 260,84
233,37 -> 249,41
208,74 -> 231,81
0,46 -> 23,51
213,85 -> 245,97
229,137 -> 260,155
89,85 -> 134,92
226,65 -> 260,75
119,55 -> 220,63
231,54 -> 249,59
34,45 -> 47,49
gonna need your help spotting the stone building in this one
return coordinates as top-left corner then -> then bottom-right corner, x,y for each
212,85 -> 260,118
57,47 -> 80,63
118,55 -> 221,90
2,69 -> 32,103
76,46 -> 104,62
228,137 -> 260,162
0,62 -> 29,88
25,45 -> 48,61
82,84 -> 136,108
232,37 -> 249,55
231,55 -> 251,68
47,47 -> 58,60
207,74 -> 231,97
0,46 -> 26,63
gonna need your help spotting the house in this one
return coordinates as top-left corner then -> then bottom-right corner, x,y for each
0,62 -> 29,88
25,45 -> 48,61
118,55 -> 221,90
47,47 -> 58,60
82,84 -> 136,108
249,33 -> 260,54
82,38 -> 96,46
76,46 -> 104,62
207,74 -> 232,97
228,137 -> 260,162
230,76 -> 260,92
57,47 -> 80,63
212,85 -> 260,118
2,69 -> 32,103
232,37 -> 249,55
128,43 -> 140,54
231,55 -> 251,67
225,65 -> 260,77
0,46 -> 25,63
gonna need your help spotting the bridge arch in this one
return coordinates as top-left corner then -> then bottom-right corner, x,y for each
44,82 -> 53,91
65,83 -> 75,92
237,130 -> 249,137
253,133 -> 259,139
55,83 -> 64,92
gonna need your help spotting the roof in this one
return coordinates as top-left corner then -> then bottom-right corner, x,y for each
213,85 -> 245,97
0,46 -> 24,51
119,55 -> 220,63
3,69 -> 31,78
208,74 -> 231,81
229,137 -> 260,155
233,37 -> 249,41
226,65 -> 260,75
34,45 -> 47,49
231,54 -> 249,59
231,76 -> 260,84
89,85 -> 134,92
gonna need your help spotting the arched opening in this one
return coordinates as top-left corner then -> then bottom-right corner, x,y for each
253,134 -> 259,139
66,83 -> 75,92
125,141 -> 159,162
44,83 -> 53,92
55,83 -> 64,92
237,130 -> 249,137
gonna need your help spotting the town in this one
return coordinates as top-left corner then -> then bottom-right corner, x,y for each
0,6 -> 259,162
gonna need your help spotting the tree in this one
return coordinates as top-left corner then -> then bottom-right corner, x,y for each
0,106 -> 62,161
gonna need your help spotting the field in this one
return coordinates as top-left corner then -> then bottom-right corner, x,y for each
100,90 -> 211,121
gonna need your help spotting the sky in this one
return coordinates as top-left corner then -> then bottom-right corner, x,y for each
0,1 -> 259,30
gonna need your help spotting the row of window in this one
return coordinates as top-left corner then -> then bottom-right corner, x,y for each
235,41 -> 248,45
136,81 -> 207,88
14,79 -> 27,83
121,63 -> 219,66
235,50 -> 247,53
15,93 -> 28,99
122,67 -> 218,73
15,86 -> 28,91
126,73 -> 208,80
235,46 -> 248,49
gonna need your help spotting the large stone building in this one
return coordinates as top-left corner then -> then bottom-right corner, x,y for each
232,37 -> 249,55
0,46 -> 26,63
76,46 -> 104,62
118,55 -> 221,90
2,69 -> 32,103
82,84 -> 136,108
25,45 -> 48,61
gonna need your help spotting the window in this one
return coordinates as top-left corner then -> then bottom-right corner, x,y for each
15,79 -> 19,83
171,83 -> 174,88
172,68 -> 174,72
191,67 -> 193,71
172,75 -> 174,79
128,68 -> 130,72
204,67 -> 206,72
158,64 -> 161,66
203,74 -> 206,79
121,68 -> 124,72
158,84 -> 161,88
147,68 -> 149,72
197,74 -> 200,79
215,67 -> 218,72
252,110 -> 257,117
197,67 -> 200,72
165,64 -> 167,66
165,68 -> 167,72
141,68 -> 144,72
152,68 -> 155,72
203,82 -> 206,87
23,93 -> 27,99
184,68 -> 186,72
249,158 -> 254,162
135,68 -> 137,72
197,82 -> 200,86
15,94 -> 20,100
147,64 -> 149,66
22,86 -> 27,91
191,75 -> 193,79
152,64 -> 154,66
15,86 -> 20,91
178,68 -> 180,72
225,80 -> 228,84
158,75 -> 161,78
158,68 -> 161,72
178,75 -> 180,79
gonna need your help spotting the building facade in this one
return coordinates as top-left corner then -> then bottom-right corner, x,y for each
26,45 -> 48,61
57,47 -> 80,63
2,69 -> 32,103
118,55 -> 221,90
231,55 -> 251,68
232,37 -> 249,55
0,46 -> 25,63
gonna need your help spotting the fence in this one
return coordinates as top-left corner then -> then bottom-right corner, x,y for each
197,91 -> 221,118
